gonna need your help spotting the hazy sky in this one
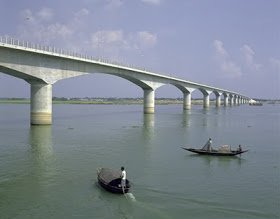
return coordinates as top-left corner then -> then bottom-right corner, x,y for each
0,0 -> 279,99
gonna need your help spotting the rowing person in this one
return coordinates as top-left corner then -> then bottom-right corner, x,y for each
120,166 -> 126,194
202,138 -> 212,151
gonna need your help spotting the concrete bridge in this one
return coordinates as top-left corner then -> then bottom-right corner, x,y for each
0,36 -> 249,125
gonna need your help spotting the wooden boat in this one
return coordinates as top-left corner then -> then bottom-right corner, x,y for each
249,102 -> 263,106
181,145 -> 248,156
97,168 -> 131,194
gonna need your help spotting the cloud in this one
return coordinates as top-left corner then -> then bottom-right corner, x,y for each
104,0 -> 124,10
213,39 -> 228,57
74,8 -> 90,19
17,7 -> 157,61
21,8 -> 53,23
240,44 -> 262,71
141,0 -> 161,5
91,30 -> 126,49
213,40 -> 242,78
91,30 -> 157,52
18,8 -> 90,45
91,30 -> 130,61
37,8 -> 54,21
71,8 -> 91,31
45,23 -> 73,39
135,31 -> 157,48
90,30 -> 157,62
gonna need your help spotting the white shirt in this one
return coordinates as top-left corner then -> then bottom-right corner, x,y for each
121,170 -> 126,180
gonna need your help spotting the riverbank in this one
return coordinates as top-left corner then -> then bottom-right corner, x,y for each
0,98 -> 202,105
1,98 -> 279,105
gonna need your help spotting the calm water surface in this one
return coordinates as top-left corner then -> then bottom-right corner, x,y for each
0,104 -> 279,219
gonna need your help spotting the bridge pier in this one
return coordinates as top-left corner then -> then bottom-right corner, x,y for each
223,94 -> 228,106
216,95 -> 221,107
203,93 -> 210,108
30,82 -> 52,125
183,92 -> 191,110
236,96 -> 239,105
143,89 -> 155,114
229,96 -> 234,106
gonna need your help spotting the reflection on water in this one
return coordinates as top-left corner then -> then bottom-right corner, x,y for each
142,114 -> 154,143
199,107 -> 225,128
201,108 -> 210,127
188,154 -> 244,167
0,125 -> 56,218
143,113 -> 154,128
28,125 -> 56,185
201,107 -> 210,114
182,110 -> 191,127
29,125 -> 53,160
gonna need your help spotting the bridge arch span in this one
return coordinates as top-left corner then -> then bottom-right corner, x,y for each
0,36 -> 250,125
91,71 -> 165,114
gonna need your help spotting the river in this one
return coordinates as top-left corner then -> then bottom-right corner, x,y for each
0,104 -> 279,218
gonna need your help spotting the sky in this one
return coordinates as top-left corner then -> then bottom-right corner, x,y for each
0,0 -> 279,99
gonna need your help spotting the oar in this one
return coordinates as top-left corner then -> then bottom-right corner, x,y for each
121,181 -> 130,201
121,181 -> 125,194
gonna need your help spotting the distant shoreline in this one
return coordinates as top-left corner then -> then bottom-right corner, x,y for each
0,98 -> 204,105
0,98 -> 279,105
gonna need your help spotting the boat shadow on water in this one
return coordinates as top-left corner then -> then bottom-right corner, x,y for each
186,153 -> 247,166
95,181 -> 135,199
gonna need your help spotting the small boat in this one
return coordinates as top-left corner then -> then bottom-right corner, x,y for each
97,168 -> 131,194
249,102 -> 263,106
181,145 -> 248,156
249,99 -> 263,106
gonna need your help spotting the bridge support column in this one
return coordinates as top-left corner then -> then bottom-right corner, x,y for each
224,96 -> 229,106
183,92 -> 191,110
216,94 -> 221,107
30,82 -> 52,125
203,94 -> 210,108
143,89 -> 154,114
229,96 -> 234,106
234,96 -> 237,105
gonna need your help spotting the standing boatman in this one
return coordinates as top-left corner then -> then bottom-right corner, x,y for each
202,138 -> 212,151
120,166 -> 126,194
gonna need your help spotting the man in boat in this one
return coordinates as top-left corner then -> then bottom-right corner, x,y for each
202,138 -> 212,151
120,166 -> 126,194
238,144 -> 242,152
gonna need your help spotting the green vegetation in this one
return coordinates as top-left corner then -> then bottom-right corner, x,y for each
0,97 -> 279,105
0,98 -> 30,104
0,97 -> 186,105
0,97 -> 185,105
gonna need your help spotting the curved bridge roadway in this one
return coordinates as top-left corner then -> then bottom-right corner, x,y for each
0,36 -> 250,125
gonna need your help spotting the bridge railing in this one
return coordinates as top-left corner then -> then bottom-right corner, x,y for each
0,35 -> 154,73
